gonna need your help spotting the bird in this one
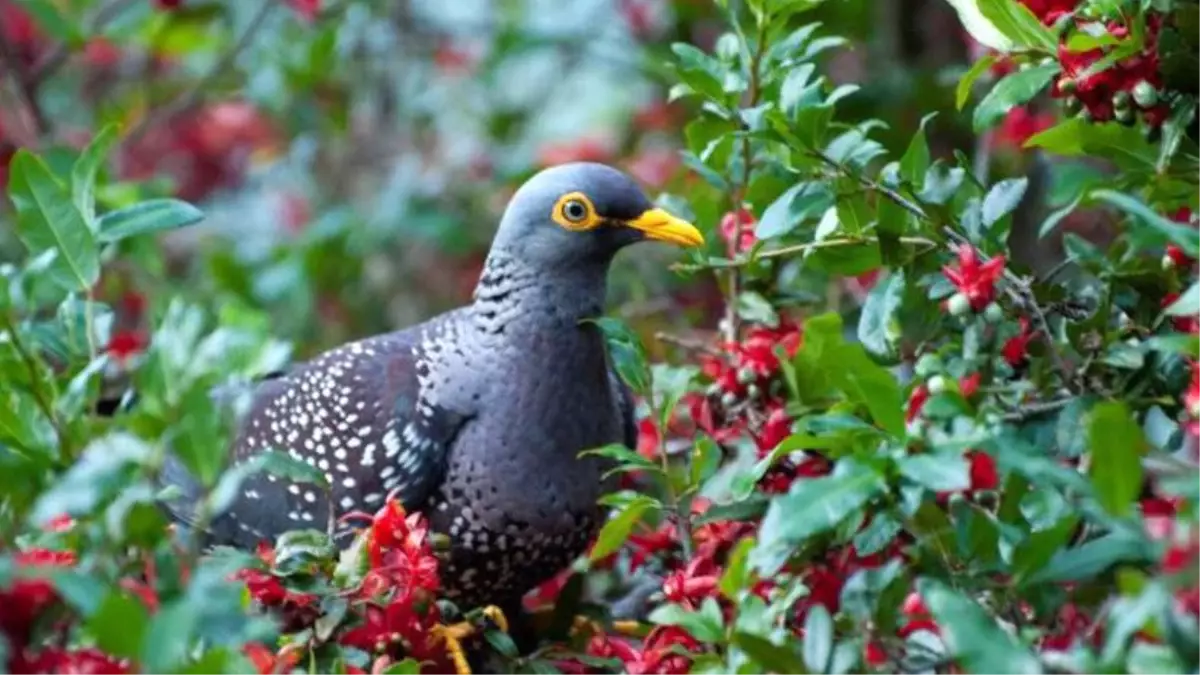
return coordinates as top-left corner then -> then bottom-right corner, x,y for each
159,162 -> 703,643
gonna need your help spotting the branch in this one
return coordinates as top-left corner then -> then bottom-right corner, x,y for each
999,397 -> 1073,422
25,0 -> 136,89
672,235 -> 938,272
123,0 -> 280,147
812,149 -> 1081,394
654,331 -> 720,357
0,27 -> 48,137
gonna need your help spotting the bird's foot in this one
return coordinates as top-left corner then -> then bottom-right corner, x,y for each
570,615 -> 642,639
434,605 -> 510,675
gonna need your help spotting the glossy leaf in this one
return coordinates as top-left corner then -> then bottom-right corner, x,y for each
1088,401 -> 1145,517
97,199 -> 205,244
972,63 -> 1059,131
7,150 -> 99,291
918,578 -> 1043,674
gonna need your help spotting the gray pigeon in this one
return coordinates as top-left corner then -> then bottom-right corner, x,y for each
164,162 -> 703,619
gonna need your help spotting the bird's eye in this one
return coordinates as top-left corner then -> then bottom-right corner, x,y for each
562,199 -> 589,223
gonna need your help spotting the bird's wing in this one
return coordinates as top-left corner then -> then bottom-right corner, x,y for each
161,310 -> 472,549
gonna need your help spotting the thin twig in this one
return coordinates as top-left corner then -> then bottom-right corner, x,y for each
25,0 -> 136,89
0,29 -> 48,136
999,397 -> 1073,422
672,235 -> 938,271
812,149 -> 1081,393
0,315 -> 70,454
124,0 -> 280,147
654,331 -> 720,357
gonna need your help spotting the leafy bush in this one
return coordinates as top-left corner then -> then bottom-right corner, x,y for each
0,0 -> 1197,674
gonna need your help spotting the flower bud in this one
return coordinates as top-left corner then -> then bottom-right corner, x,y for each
705,383 -> 722,398
947,292 -> 972,316
984,302 -> 1004,323
736,367 -> 757,384
1057,76 -> 1077,95
927,375 -> 948,396
1112,90 -> 1131,110
906,419 -> 925,438
720,391 -> 738,408
1115,106 -> 1135,125
1132,80 -> 1158,108
747,384 -> 761,400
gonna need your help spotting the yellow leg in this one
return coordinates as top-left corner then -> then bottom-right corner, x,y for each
432,605 -> 511,675
570,615 -> 643,638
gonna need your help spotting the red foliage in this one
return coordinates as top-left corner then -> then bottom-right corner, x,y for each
995,107 -> 1054,149
1002,317 -> 1035,367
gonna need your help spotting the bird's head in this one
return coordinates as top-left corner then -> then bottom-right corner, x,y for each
491,162 -> 704,269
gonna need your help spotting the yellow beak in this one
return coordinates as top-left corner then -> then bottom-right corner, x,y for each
625,208 -> 705,248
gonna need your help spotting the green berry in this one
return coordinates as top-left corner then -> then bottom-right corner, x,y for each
927,375 -> 948,396
984,302 -> 1004,323
720,391 -> 737,407
1112,90 -> 1131,110
947,292 -> 972,317
736,367 -> 756,384
1132,81 -> 1158,108
1057,76 -> 1077,95
747,384 -> 761,400
1116,106 -> 1135,125
1063,96 -> 1083,114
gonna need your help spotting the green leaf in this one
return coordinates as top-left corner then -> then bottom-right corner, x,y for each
736,291 -> 780,327
141,602 -> 197,672
755,182 -> 833,239
918,578 -> 1043,673
975,0 -> 1058,52
918,162 -> 966,205
1087,401 -> 1145,518
88,591 -> 150,660
752,459 -> 886,575
1025,120 -> 1158,172
719,536 -> 755,599
257,449 -> 330,489
1090,189 -> 1199,256
381,659 -> 422,675
1165,283 -> 1200,317
586,317 -> 650,395
1039,195 -> 1082,238
898,454 -> 970,492
733,632 -> 808,674
71,125 -> 119,228
794,313 -> 905,436
7,150 -> 99,291
1028,530 -> 1155,584
981,177 -> 1028,228
899,113 -> 937,185
856,272 -> 904,360
17,0 -> 83,44
1011,515 -> 1080,583
97,199 -> 205,243
972,63 -> 1059,131
590,495 -> 658,561
803,605 -> 833,673
957,54 -> 998,109
648,599 -> 724,642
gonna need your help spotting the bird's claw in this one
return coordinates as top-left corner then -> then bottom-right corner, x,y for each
570,615 -> 642,638
433,605 -> 511,675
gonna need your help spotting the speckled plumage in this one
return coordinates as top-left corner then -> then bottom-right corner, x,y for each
161,163 -> 699,611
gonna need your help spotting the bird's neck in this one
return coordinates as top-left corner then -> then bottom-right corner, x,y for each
470,251 -> 610,333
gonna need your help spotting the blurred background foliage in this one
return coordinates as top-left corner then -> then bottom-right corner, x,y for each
0,0 -> 1042,362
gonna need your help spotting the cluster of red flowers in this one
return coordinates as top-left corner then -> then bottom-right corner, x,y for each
234,499 -> 450,673
583,626 -> 700,674
1043,5 -> 1170,127
1,548 -> 134,674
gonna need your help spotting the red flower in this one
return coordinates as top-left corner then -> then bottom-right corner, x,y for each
1002,317 -> 1034,366
863,641 -> 888,667
523,568 -> 574,612
0,549 -> 76,649
244,643 -> 301,675
627,626 -> 700,674
1164,244 -> 1194,270
719,208 -> 756,256
105,330 -> 147,363
345,500 -> 440,604
537,138 -> 614,167
626,523 -> 677,571
433,40 -> 475,75
753,403 -> 792,454
959,372 -> 982,399
1017,0 -> 1080,23
994,107 -> 1054,149
10,648 -> 131,674
942,245 -> 1005,312
287,0 -> 319,21
966,450 -> 999,491
636,418 -> 660,461
338,598 -> 444,663
628,148 -> 680,189
234,544 -> 320,631
662,556 -> 720,608
154,0 -> 183,9
83,38 -> 122,69
906,384 -> 929,423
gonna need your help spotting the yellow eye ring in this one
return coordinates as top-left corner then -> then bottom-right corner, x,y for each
551,192 -> 600,231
